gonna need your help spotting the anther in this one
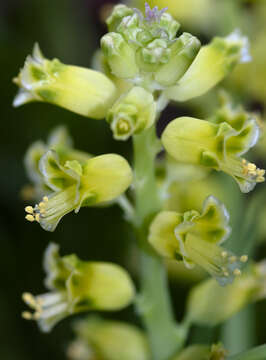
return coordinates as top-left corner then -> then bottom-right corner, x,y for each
43,196 -> 49,202
22,311 -> 33,320
25,214 -> 35,222
240,255 -> 248,263
221,251 -> 228,258
25,206 -> 34,214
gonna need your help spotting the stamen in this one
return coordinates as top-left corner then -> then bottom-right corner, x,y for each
22,311 -> 33,320
229,256 -> 237,263
240,255 -> 248,263
221,251 -> 228,258
25,206 -> 34,214
24,195 -> 48,223
242,160 -> 265,183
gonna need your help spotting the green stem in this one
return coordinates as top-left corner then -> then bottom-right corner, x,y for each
133,126 -> 184,360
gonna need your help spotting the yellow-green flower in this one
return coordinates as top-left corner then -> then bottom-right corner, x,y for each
162,115 -> 265,193
22,243 -> 135,332
67,316 -> 150,360
149,196 -> 248,285
25,150 -> 133,231
13,44 -> 117,119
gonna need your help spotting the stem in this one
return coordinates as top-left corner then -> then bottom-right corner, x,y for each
133,126 -> 183,360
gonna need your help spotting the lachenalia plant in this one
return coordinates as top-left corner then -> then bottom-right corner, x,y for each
13,3 -> 266,360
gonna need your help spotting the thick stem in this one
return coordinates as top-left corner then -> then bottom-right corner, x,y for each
133,126 -> 183,360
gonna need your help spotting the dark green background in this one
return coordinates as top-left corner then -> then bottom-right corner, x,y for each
1,1 -> 266,359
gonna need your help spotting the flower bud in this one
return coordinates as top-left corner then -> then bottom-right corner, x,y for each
67,316 -> 150,360
106,4 -> 135,32
149,196 -> 248,286
101,32 -> 139,79
165,30 -> 251,102
22,243 -> 135,332
162,116 -> 265,193
155,33 -> 201,86
25,151 -> 133,231
186,261 -> 266,326
13,43 -> 117,119
107,86 -> 156,140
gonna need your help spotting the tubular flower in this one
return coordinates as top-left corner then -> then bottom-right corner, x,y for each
101,3 -> 201,90
162,116 -> 265,193
25,151 -> 133,231
149,196 -> 248,286
107,86 -> 156,140
24,126 -> 90,200
186,261 -> 266,326
164,29 -> 251,102
22,243 -> 135,332
13,43 -> 117,119
67,316 -> 150,360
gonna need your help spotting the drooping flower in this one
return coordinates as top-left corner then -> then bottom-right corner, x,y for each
22,243 -> 135,332
162,115 -> 264,193
13,43 -> 117,119
25,150 -> 133,231
149,196 -> 248,286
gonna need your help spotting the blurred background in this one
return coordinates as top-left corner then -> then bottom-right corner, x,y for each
1,0 -> 266,359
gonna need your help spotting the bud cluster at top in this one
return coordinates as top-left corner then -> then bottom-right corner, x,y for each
101,3 -> 201,90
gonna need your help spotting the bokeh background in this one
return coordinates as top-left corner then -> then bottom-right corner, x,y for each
1,0 -> 266,359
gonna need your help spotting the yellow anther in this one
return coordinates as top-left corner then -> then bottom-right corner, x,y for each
229,256 -> 237,263
22,311 -> 33,320
25,214 -> 35,222
221,251 -> 228,258
39,202 -> 45,208
40,209 -> 45,214
242,159 -> 247,165
224,271 -> 229,277
43,196 -> 49,202
233,269 -> 241,276
35,214 -> 40,223
25,206 -> 34,214
22,292 -> 36,307
257,176 -> 265,183
247,163 -> 256,172
240,255 -> 248,263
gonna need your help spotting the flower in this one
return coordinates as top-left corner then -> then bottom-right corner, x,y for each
149,196 -> 248,286
13,43 -> 117,119
67,316 -> 150,360
107,86 -> 156,140
25,150 -> 133,231
22,243 -> 135,332
164,30 -> 251,102
162,115 -> 265,193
